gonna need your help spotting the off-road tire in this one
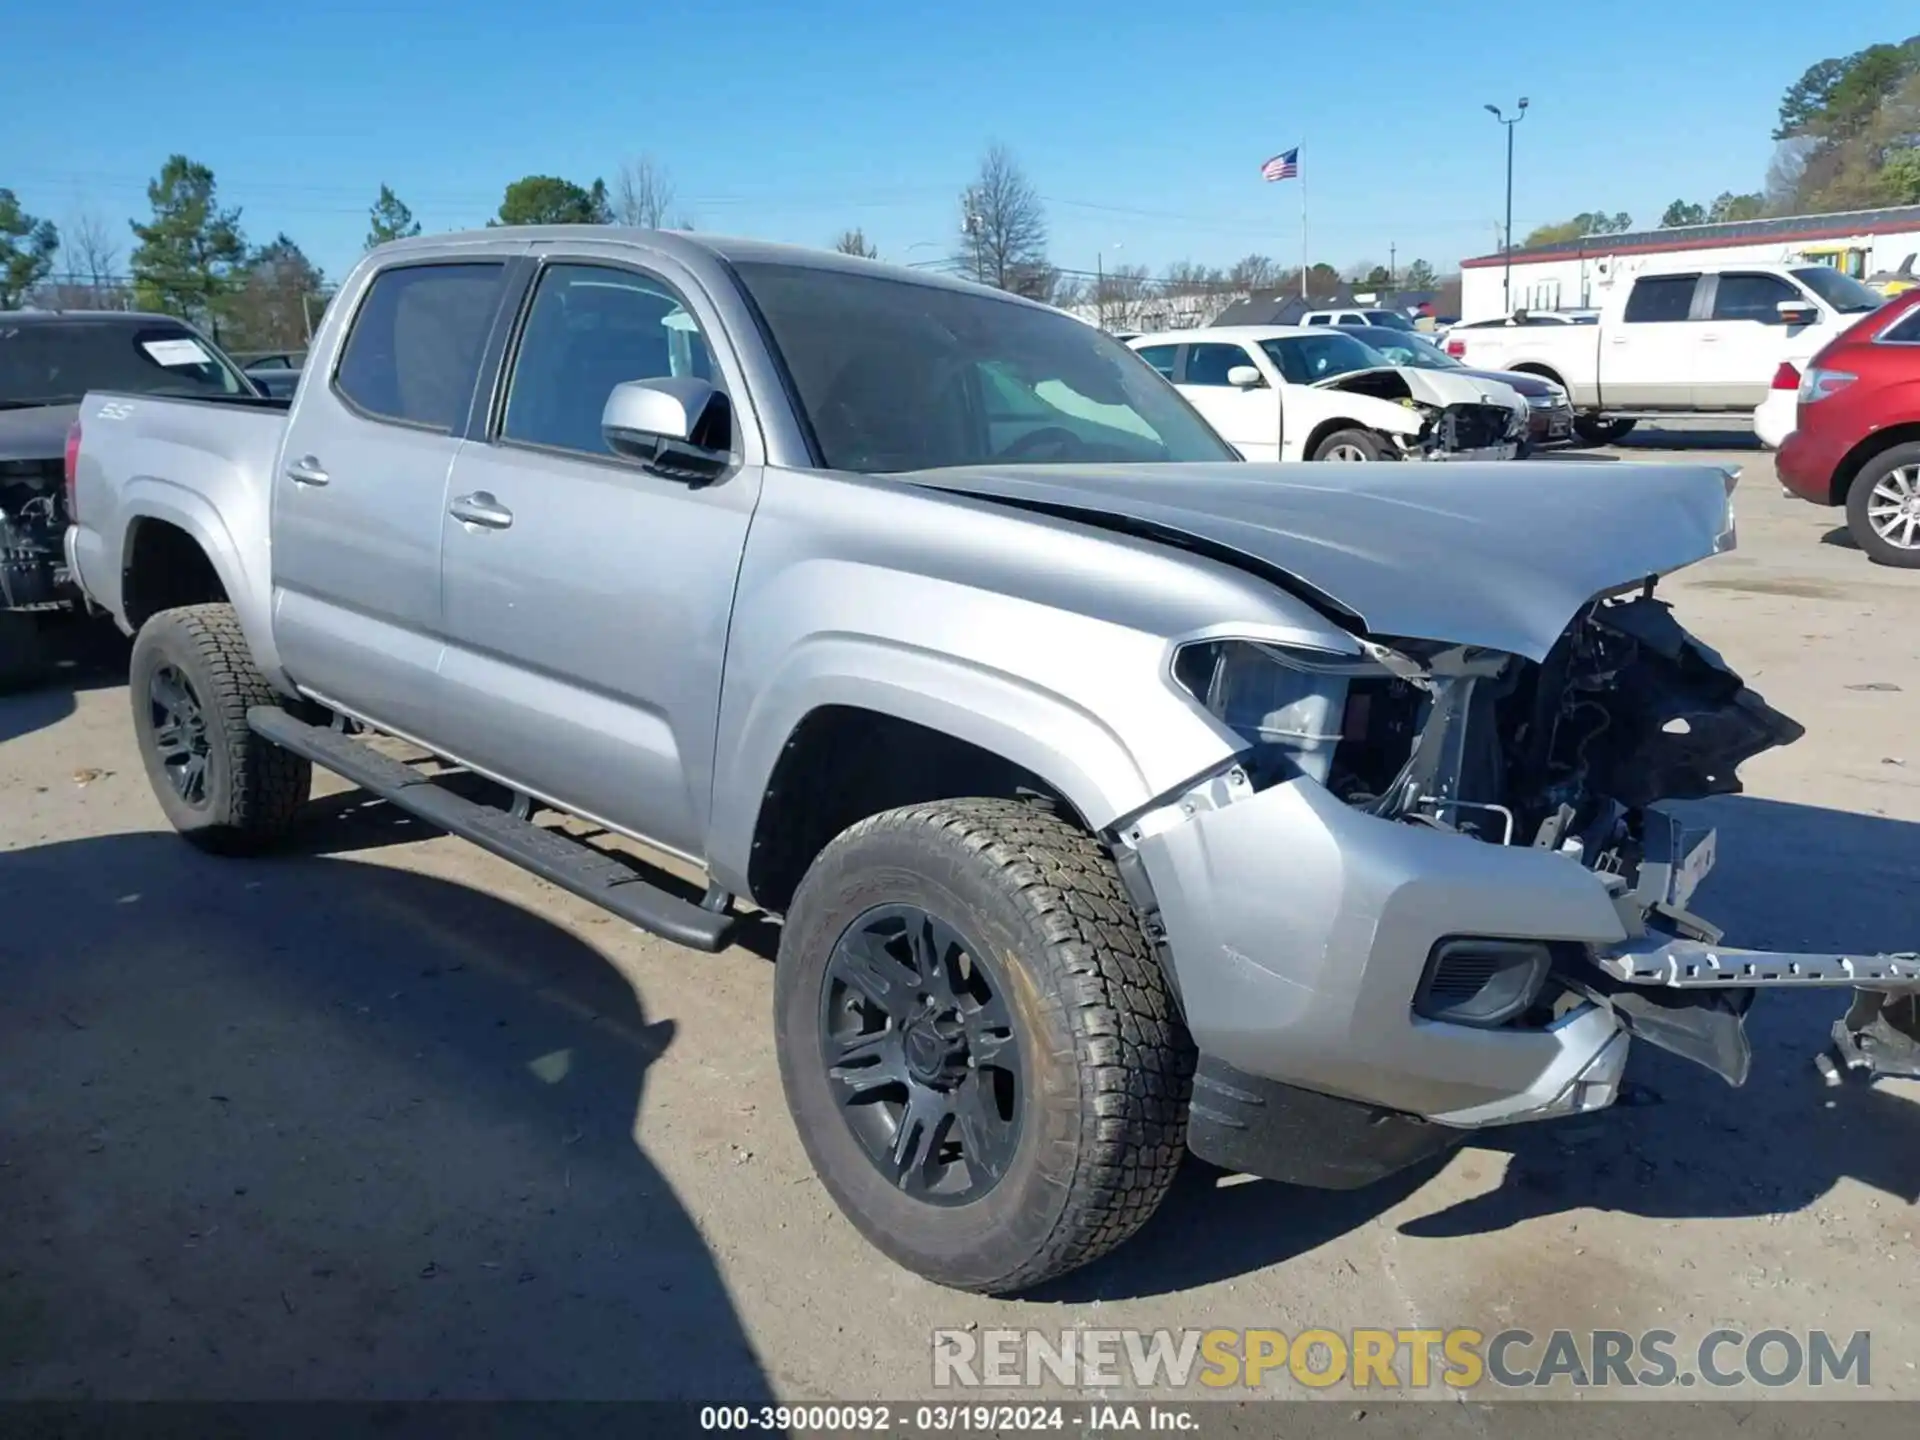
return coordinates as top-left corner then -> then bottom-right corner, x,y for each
775,798 -> 1194,1294
1573,415 -> 1637,446
1846,441 -> 1920,569
129,603 -> 310,852
1311,427 -> 1391,462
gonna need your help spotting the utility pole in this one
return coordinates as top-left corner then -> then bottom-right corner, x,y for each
1484,98 -> 1529,312
1388,242 -> 1396,289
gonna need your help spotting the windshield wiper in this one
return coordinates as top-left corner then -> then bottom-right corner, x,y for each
0,395 -> 83,410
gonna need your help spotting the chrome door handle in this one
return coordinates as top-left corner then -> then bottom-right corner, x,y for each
449,491 -> 514,529
285,455 -> 330,486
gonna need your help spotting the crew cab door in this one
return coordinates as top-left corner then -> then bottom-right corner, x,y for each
432,250 -> 762,861
1605,273 -> 1702,409
1692,271 -> 1817,410
1173,342 -> 1283,461
271,257 -> 517,739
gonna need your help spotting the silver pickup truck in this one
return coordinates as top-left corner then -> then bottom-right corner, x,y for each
66,228 -> 1920,1294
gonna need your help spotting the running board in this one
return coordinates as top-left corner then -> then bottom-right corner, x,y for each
248,706 -> 739,952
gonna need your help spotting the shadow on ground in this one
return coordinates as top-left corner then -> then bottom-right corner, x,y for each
1615,427 -> 1764,453
0,616 -> 129,745
1051,793 -> 1920,1297
0,832 -> 771,1401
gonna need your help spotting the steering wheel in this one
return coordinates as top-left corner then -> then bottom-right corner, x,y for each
999,426 -> 1084,461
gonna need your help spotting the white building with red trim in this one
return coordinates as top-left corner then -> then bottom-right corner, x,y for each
1459,204 -> 1920,321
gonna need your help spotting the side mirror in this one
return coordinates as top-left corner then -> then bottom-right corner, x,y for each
1226,364 -> 1266,389
601,377 -> 733,481
1776,300 -> 1818,326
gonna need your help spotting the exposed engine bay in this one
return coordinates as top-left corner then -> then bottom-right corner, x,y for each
0,459 -> 70,610
1314,368 -> 1524,459
1172,589 -> 1920,1087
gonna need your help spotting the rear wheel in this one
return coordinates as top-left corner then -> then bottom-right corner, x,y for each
1311,428 -> 1391,462
775,798 -> 1193,1293
1847,444 -> 1920,568
129,603 -> 310,852
1573,416 -> 1637,446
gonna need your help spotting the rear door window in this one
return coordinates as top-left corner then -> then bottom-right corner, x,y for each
1133,343 -> 1178,379
1883,307 -> 1920,343
1623,275 -> 1699,323
334,262 -> 507,431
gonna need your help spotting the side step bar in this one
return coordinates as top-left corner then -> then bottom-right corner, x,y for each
248,706 -> 739,953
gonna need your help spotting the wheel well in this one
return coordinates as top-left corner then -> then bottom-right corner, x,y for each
1302,418 -> 1378,458
1833,423 -> 1920,506
1510,362 -> 1567,390
746,706 -> 1086,915
122,519 -> 227,629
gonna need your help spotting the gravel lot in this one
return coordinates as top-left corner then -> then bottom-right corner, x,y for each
3,433 -> 1918,1410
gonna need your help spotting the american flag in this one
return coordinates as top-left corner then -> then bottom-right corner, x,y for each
1261,148 -> 1299,182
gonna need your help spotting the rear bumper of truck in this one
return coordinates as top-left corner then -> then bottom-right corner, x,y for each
1130,769 -> 1919,1173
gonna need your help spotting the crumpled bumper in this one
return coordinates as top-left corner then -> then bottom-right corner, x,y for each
1131,770 -> 1635,1128
1131,771 -> 1920,1133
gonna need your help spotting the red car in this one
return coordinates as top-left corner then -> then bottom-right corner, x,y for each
1776,289 -> 1920,566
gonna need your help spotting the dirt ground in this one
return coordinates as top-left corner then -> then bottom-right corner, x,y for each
3,434 -> 1918,1408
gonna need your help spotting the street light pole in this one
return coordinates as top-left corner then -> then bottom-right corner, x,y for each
1484,97 -> 1529,311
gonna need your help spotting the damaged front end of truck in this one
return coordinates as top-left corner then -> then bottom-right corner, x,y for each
1170,585 -> 1920,1101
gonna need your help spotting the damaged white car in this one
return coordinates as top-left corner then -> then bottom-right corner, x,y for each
1130,325 -> 1528,463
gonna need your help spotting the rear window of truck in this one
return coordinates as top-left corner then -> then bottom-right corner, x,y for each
333,262 -> 506,432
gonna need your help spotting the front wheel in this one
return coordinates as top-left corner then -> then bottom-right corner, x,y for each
775,798 -> 1193,1293
1847,443 -> 1920,568
129,603 -> 311,852
1573,415 -> 1637,446
1311,428 -> 1391,462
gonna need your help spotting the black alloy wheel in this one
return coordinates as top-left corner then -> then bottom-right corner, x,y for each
820,904 -> 1022,1204
148,662 -> 213,808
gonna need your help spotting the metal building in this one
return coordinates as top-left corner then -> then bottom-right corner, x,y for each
1459,204 -> 1920,321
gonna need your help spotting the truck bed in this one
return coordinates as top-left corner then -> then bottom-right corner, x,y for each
68,389 -> 289,662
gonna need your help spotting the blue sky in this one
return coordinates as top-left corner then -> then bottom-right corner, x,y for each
6,0 -> 1916,287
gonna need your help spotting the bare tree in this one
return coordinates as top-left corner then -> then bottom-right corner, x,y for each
1227,254 -> 1280,289
613,156 -> 677,229
1161,260 -> 1225,297
43,209 -> 127,309
834,227 -> 878,259
954,143 -> 1050,297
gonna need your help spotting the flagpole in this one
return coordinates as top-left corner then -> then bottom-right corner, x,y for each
1298,140 -> 1308,299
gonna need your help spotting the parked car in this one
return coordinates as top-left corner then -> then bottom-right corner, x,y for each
0,309 -> 261,683
1446,262 -> 1884,445
69,229 -> 1912,1297
1129,325 -> 1527,462
1298,307 -> 1417,332
1776,288 -> 1920,566
1752,361 -> 1806,450
1340,325 -> 1574,450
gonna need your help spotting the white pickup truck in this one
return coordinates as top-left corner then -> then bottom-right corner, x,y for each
1447,261 -> 1886,444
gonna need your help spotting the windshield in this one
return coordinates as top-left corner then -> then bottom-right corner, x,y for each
1348,329 -> 1460,370
0,321 -> 250,407
1257,332 -> 1392,384
730,262 -> 1236,470
1790,266 -> 1884,314
1363,311 -> 1416,331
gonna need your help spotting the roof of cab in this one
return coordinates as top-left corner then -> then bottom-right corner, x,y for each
364,226 -> 1055,308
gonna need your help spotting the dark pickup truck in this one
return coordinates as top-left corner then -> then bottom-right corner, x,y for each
0,310 -> 260,681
